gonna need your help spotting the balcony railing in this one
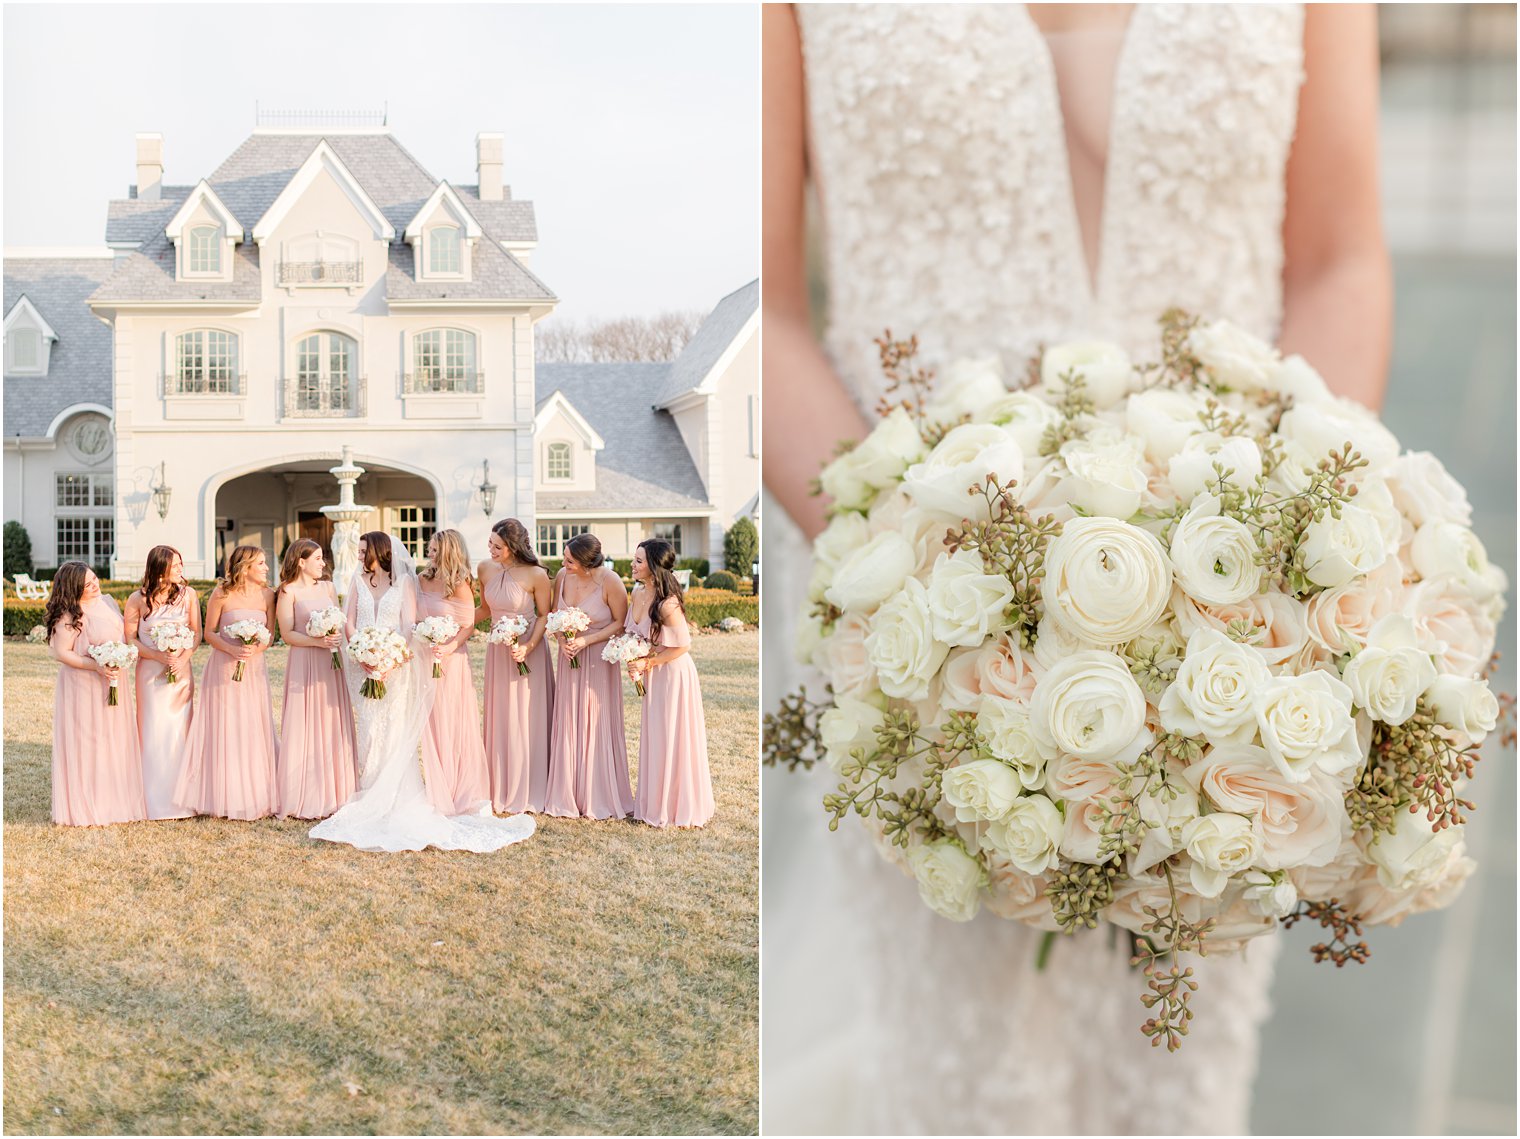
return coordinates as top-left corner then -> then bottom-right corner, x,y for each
283,374 -> 368,418
160,372 -> 247,397
403,371 -> 484,395
277,260 -> 363,286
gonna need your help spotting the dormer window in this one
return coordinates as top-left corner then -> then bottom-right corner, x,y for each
187,225 -> 222,274
10,329 -> 40,372
165,180 -> 241,283
404,184 -> 481,283
546,442 -> 573,480
4,296 -> 58,376
429,226 -> 461,275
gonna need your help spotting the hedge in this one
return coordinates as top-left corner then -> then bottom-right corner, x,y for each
703,571 -> 739,592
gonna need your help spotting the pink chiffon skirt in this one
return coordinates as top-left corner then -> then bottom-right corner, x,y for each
543,646 -> 633,820
278,645 -> 357,819
173,649 -> 279,820
483,637 -> 553,813
635,654 -> 715,827
53,666 -> 148,826
421,650 -> 493,815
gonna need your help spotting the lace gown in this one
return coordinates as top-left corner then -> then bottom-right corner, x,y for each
764,5 -> 1303,1133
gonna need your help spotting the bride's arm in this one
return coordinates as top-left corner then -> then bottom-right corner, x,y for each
763,3 -> 870,543
1278,3 -> 1392,412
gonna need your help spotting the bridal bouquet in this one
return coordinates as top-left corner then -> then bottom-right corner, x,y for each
768,314 -> 1509,1050
488,614 -> 533,675
223,619 -> 271,682
348,626 -> 412,700
413,614 -> 461,678
306,605 -> 346,670
547,607 -> 592,668
147,620 -> 195,683
604,632 -> 652,696
87,640 -> 138,705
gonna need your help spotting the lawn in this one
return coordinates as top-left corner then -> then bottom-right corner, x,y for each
3,632 -> 758,1136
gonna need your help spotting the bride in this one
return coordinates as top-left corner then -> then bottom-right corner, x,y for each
310,531 -> 535,853
762,4 -> 1390,1134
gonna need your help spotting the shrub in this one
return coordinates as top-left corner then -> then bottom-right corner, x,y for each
723,517 -> 758,578
704,571 -> 739,592
542,558 -> 563,579
4,521 -> 32,580
682,590 -> 757,628
676,557 -> 710,578
4,602 -> 46,637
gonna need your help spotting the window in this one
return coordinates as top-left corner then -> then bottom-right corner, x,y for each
188,225 -> 221,274
392,505 -> 437,560
429,225 -> 461,274
10,328 -> 40,372
295,331 -> 355,413
56,473 -> 114,509
537,523 -> 589,559
175,330 -> 239,394
546,442 -> 572,480
654,523 -> 683,556
56,473 -> 114,568
56,518 -> 114,567
411,329 -> 478,393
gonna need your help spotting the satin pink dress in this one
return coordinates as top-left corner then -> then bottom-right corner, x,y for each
51,596 -> 149,826
628,597 -> 715,827
418,588 -> 493,815
173,604 -> 279,820
278,590 -> 358,819
135,590 -> 196,820
543,569 -> 633,820
482,568 -> 553,813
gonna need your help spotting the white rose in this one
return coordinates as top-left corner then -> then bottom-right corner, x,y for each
1057,796 -> 1110,865
1424,674 -> 1499,744
1172,589 -> 1312,673
1033,613 -> 1091,670
982,795 -> 1065,874
793,611 -> 824,668
1303,558 -> 1403,660
823,532 -> 916,614
818,692 -> 887,773
1268,355 -> 1331,404
925,549 -> 1015,647
939,647 -> 985,712
1030,650 -> 1148,761
1059,428 -> 1150,519
977,699 -> 1046,790
1341,614 -> 1437,726
976,635 -> 1042,705
1410,521 -> 1501,602
1131,777 -> 1202,874
1044,750 -> 1124,803
984,862 -> 1063,929
1184,745 -> 1350,869
818,407 -> 925,511
1168,495 -> 1262,606
1277,398 -> 1401,476
864,578 -> 949,701
1299,503 -> 1389,589
974,390 -> 1064,454
1386,451 -> 1473,529
1183,813 -> 1263,898
926,356 -> 1007,423
818,611 -> 874,697
903,422 -> 1026,519
906,839 -> 985,922
1041,341 -> 1132,409
942,758 -> 1025,824
1366,814 -> 1464,893
1042,516 -> 1172,645
1159,627 -> 1272,743
1167,432 -> 1264,503
1189,319 -> 1279,392
1266,436 -> 1317,499
1253,670 -> 1361,783
1242,869 -> 1299,919
813,511 -> 871,574
1405,577 -> 1497,679
1353,477 -> 1406,555
1125,388 -> 1209,465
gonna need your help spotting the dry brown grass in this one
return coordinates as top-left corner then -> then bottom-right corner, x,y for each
3,632 -> 758,1136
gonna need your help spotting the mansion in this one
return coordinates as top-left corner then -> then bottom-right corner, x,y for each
3,126 -> 757,581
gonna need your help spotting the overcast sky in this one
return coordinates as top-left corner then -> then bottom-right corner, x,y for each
2,3 -> 758,324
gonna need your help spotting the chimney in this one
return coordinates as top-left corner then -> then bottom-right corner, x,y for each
476,133 -> 503,201
136,133 -> 163,202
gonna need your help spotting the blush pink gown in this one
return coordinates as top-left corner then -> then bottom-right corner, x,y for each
482,568 -> 553,813
51,596 -> 149,826
277,590 -> 358,819
543,569 -> 633,820
627,598 -> 714,828
418,588 -> 493,815
173,605 -> 279,819
135,590 -> 196,820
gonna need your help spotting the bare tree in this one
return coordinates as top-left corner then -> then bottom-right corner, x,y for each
535,310 -> 706,363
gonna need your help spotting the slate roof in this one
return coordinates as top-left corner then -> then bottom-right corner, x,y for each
654,278 -> 758,406
4,257 -> 116,437
536,363 -> 712,513
93,131 -> 551,305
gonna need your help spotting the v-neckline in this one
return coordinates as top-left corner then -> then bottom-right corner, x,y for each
1019,3 -> 1143,310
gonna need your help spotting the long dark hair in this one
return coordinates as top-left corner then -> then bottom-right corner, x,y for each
564,532 -> 604,571
359,531 -> 393,584
44,561 -> 91,640
140,544 -> 184,609
638,538 -> 685,642
491,518 -> 540,567
277,538 -> 326,595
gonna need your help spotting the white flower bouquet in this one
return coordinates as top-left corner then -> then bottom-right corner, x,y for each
306,605 -> 346,670
223,619 -> 271,682
87,640 -> 139,705
148,620 -> 196,683
769,315 -> 1510,1050
412,614 -> 461,678
488,614 -> 533,676
547,607 -> 592,669
347,626 -> 412,700
26,624 -> 47,644
604,632 -> 653,696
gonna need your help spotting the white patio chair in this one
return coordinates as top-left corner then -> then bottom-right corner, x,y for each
13,573 -> 47,600
673,569 -> 692,590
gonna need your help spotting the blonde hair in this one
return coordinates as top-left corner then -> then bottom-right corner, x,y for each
422,528 -> 471,594
222,544 -> 265,593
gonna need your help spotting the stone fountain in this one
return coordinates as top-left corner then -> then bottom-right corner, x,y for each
321,446 -> 372,599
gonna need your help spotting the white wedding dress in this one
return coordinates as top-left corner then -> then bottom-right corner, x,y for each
764,5 -> 1304,1134
310,540 -> 536,854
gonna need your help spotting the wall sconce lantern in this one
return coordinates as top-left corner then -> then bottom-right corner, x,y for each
478,459 -> 497,517
150,461 -> 173,520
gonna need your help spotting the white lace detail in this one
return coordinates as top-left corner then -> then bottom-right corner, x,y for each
351,582 -> 401,787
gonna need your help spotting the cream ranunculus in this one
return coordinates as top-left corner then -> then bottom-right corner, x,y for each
977,699 -> 1046,790
1124,387 -> 1210,465
1341,614 -> 1437,726
1252,670 -> 1361,783
1167,432 -> 1264,503
1185,744 -> 1350,870
818,406 -> 924,511
981,795 -> 1065,875
1058,428 -> 1151,519
1041,341 -> 1132,409
926,356 -> 1008,423
926,548 -> 1016,647
973,390 -> 1065,454
1159,627 -> 1272,743
903,422 -> 1026,519
1042,516 -> 1172,646
942,758 -> 1025,824
1365,813 -> 1464,893
1167,495 -> 1262,606
1387,451 -> 1473,529
1189,319 -> 1279,393
1183,813 -> 1262,898
1299,503 -> 1389,589
864,578 -> 950,701
824,531 -> 917,614
906,839 -> 985,922
1030,650 -> 1148,761
1424,674 -> 1499,744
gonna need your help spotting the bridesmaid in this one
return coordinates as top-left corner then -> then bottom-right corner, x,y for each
626,539 -> 715,828
274,539 -> 357,819
477,517 -> 554,814
123,545 -> 199,820
45,562 -> 148,825
543,532 -> 633,819
173,545 -> 279,820
418,529 -> 492,814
